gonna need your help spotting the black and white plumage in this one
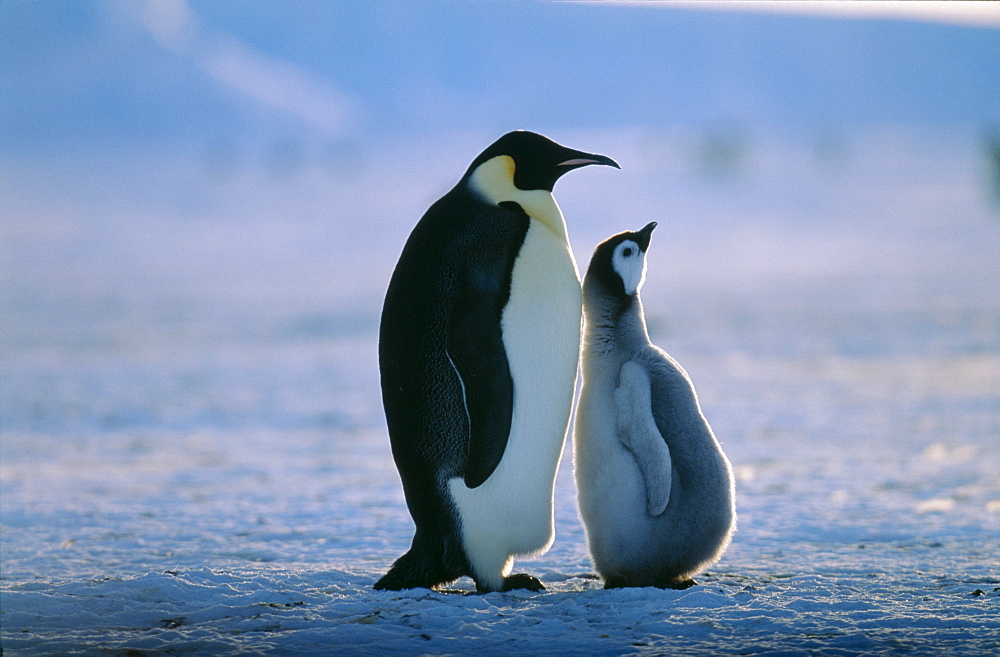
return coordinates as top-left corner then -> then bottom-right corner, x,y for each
574,223 -> 736,589
376,131 -> 619,593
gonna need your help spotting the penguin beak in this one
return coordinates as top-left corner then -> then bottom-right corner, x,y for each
557,153 -> 621,170
636,221 -> 657,250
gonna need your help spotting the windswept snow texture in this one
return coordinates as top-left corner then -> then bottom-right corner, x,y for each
2,128 -> 1000,655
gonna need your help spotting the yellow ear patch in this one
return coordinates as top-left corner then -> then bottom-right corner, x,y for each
469,155 -> 568,240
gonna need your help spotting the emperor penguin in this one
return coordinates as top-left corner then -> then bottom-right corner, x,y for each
376,131 -> 619,593
574,222 -> 735,589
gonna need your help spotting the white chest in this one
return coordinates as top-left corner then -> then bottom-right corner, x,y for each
502,218 -> 583,445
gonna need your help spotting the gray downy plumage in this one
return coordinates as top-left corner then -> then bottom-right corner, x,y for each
574,222 -> 736,589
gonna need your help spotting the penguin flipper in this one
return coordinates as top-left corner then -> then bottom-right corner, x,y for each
615,359 -> 673,516
447,269 -> 515,490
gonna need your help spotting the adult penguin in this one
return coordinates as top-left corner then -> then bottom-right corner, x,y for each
376,131 -> 619,593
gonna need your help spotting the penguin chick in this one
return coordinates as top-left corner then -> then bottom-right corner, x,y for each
377,131 -> 619,593
574,222 -> 735,589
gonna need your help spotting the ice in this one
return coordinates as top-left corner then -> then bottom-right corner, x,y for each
3,125 -> 1000,654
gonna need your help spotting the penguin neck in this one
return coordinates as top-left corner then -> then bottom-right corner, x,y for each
468,155 -> 570,242
583,290 -> 650,354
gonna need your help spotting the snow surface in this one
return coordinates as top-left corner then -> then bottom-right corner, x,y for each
2,128 -> 1000,655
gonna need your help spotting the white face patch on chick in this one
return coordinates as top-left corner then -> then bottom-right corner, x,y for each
612,239 -> 647,296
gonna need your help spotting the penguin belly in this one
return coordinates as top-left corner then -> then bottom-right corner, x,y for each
574,370 -> 662,574
576,359 -> 735,587
448,219 -> 582,591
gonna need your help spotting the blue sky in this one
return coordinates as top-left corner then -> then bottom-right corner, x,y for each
2,1 -> 999,156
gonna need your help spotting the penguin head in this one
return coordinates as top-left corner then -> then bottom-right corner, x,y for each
466,131 -> 619,193
585,222 -> 657,300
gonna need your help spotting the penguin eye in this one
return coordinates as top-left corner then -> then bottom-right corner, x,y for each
622,247 -> 633,257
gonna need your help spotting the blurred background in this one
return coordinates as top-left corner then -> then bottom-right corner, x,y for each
3,7 -> 999,652
2,0 -> 998,469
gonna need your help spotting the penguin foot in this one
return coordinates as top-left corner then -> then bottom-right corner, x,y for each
602,576 -> 626,589
374,567 -> 435,591
374,552 -> 459,591
602,575 -> 697,590
500,573 -> 545,592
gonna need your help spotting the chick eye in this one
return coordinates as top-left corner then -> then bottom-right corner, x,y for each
622,247 -> 633,257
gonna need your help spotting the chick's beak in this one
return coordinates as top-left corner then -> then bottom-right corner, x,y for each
636,221 -> 657,250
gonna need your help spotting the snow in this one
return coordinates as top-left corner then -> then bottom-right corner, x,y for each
2,127 -> 1000,655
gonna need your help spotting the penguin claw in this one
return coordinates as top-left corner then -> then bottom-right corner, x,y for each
501,573 -> 545,592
